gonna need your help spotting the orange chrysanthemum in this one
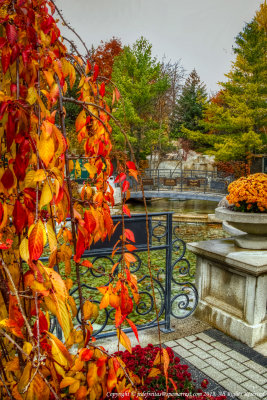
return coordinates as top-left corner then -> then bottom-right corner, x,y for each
227,173 -> 267,213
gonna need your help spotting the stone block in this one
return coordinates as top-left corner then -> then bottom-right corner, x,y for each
188,238 -> 267,347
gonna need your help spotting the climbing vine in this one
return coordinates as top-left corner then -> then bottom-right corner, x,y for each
0,1 -> 145,398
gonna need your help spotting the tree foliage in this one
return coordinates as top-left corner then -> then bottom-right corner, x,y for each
92,37 -> 123,80
183,4 -> 267,161
171,69 -> 207,137
111,37 -> 170,162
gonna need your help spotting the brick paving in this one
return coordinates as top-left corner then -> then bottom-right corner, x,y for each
164,329 -> 267,400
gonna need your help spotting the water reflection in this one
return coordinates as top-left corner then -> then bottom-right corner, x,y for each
128,198 -> 218,215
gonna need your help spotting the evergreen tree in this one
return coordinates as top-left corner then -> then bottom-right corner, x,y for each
171,69 -> 207,137
111,37 -> 170,163
183,4 -> 267,161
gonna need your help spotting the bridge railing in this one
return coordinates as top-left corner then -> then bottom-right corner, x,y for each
130,168 -> 234,194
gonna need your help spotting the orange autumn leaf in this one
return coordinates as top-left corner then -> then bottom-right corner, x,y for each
75,386 -> 88,400
75,110 -> 86,132
117,329 -> 132,353
124,252 -> 136,264
28,220 -> 45,260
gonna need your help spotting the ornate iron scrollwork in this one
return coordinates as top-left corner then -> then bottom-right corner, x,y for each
50,212 -> 198,339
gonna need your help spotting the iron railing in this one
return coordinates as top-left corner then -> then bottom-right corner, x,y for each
50,212 -> 198,339
130,169 -> 234,194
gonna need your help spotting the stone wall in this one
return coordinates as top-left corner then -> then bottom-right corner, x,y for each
148,150 -> 216,173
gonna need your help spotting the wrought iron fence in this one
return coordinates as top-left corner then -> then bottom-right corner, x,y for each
130,169 -> 234,194
50,212 -> 198,339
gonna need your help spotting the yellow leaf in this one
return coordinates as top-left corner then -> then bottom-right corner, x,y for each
43,70 -> 54,87
33,169 -> 46,182
99,292 -> 109,310
69,379 -> 80,394
47,334 -> 70,377
69,63 -> 76,89
147,367 -> 161,378
41,120 -> 53,139
83,300 -> 98,321
24,170 -> 38,188
46,219 -> 57,252
87,363 -> 98,387
69,159 -> 74,173
75,110 -> 86,132
84,163 -> 97,179
19,238 -> 30,262
26,86 -> 38,105
68,295 -> 77,317
60,376 -> 77,389
39,181 -> 53,209
5,357 -> 20,372
38,137 -> 55,167
75,160 -> 81,179
22,342 -> 33,355
117,330 -> 132,353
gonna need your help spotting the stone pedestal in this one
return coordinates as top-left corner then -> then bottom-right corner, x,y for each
188,238 -> 267,347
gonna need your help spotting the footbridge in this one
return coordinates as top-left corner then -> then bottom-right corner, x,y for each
130,190 -> 224,202
129,168 -> 233,202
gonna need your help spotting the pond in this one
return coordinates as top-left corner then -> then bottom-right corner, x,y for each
128,198 -> 218,215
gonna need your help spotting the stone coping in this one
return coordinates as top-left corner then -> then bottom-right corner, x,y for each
188,238 -> 267,275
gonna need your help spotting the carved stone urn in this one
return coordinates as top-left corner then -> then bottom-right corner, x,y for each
215,207 -> 267,249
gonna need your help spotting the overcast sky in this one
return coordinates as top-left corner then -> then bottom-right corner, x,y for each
55,0 -> 262,94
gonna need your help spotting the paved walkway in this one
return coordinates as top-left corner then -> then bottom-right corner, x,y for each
164,329 -> 267,400
100,316 -> 267,400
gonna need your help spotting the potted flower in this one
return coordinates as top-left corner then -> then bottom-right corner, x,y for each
215,173 -> 267,249
114,344 -> 227,400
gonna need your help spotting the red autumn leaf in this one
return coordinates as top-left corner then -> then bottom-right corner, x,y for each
115,87 -> 120,101
114,173 -> 126,183
33,311 -> 48,337
99,82 -> 105,97
13,200 -> 27,234
74,229 -> 85,262
1,168 -> 14,189
1,47 -> 11,74
115,308 -> 127,328
9,295 -> 24,328
126,318 -> 140,343
126,161 -> 137,170
6,112 -> 16,151
0,101 -> 7,120
80,348 -> 94,361
6,23 -> 17,46
123,204 -> 131,218
122,180 -> 130,193
120,285 -> 133,315
93,64 -> 99,81
0,37 -> 6,49
84,210 -> 96,234
28,220 -> 45,261
124,229 -> 135,243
